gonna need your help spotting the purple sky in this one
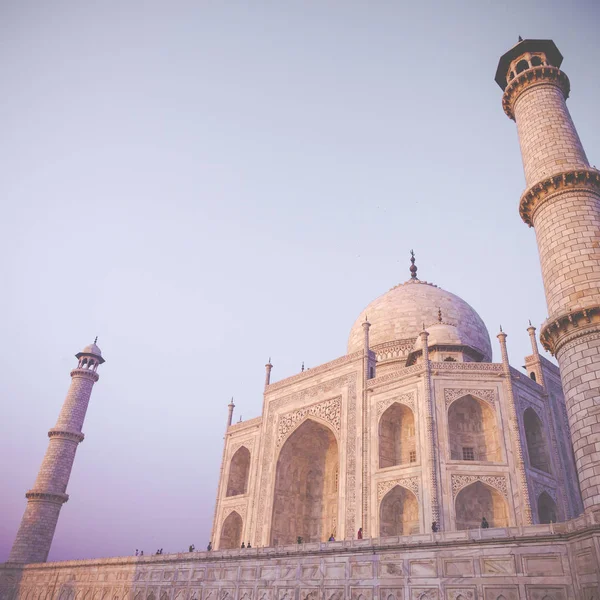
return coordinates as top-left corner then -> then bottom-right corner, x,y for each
1,1 -> 599,562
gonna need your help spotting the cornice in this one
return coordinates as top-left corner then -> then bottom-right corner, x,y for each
502,65 -> 569,120
519,168 -> 600,227
540,306 -> 600,355
48,429 -> 85,443
25,490 -> 69,505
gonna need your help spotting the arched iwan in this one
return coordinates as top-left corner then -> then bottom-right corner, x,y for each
270,418 -> 339,545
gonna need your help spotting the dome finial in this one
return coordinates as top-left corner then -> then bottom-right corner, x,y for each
410,250 -> 418,280
94,336 -> 98,344
438,307 -> 442,323
518,35 -> 523,42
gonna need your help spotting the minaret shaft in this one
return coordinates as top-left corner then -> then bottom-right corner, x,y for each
499,40 -> 600,513
9,346 -> 103,563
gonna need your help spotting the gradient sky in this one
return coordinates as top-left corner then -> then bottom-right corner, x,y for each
1,1 -> 599,562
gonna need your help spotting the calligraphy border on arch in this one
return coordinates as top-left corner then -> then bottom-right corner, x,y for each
254,373 -> 357,543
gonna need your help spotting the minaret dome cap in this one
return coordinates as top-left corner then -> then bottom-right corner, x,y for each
76,342 -> 105,364
495,38 -> 563,90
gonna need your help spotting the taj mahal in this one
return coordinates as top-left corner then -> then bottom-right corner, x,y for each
2,37 -> 600,599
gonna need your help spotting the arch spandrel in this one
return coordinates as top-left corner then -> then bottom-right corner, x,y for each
276,412 -> 340,454
443,388 -> 497,410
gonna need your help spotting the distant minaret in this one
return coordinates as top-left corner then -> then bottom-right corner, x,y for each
496,39 -> 600,513
9,341 -> 105,563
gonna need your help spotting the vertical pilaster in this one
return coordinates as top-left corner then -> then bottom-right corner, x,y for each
361,318 -> 370,536
264,360 -> 273,389
9,343 -> 104,563
420,330 -> 440,528
498,330 -> 533,525
498,38 -> 600,514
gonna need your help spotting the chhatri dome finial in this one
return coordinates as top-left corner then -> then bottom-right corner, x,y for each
94,336 -> 98,344
438,308 -> 442,323
410,250 -> 418,280
518,35 -> 523,42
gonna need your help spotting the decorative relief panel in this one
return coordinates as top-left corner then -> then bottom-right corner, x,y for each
377,392 -> 416,416
451,475 -> 508,499
378,477 -> 420,500
444,388 -> 496,408
525,587 -> 567,600
380,589 -> 403,600
229,440 -> 254,458
276,396 -> 341,447
483,588 -> 518,600
323,590 -> 343,600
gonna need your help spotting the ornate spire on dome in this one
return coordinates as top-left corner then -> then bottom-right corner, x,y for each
410,250 -> 418,280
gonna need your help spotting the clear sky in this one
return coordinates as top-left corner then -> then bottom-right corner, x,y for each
1,0 -> 599,562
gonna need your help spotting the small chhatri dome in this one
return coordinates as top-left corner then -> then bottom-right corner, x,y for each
347,258 -> 491,360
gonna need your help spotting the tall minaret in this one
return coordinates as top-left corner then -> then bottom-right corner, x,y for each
496,39 -> 600,513
9,341 -> 105,563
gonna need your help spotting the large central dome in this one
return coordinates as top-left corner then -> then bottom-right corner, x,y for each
347,279 -> 492,361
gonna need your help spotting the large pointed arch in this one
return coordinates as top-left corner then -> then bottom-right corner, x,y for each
379,484 -> 419,536
270,418 -> 339,545
454,481 -> 508,530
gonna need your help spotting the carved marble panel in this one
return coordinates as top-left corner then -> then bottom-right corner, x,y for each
575,550 -> 596,575
300,565 -> 321,580
380,589 -> 404,600
443,559 -> 474,577
525,588 -> 567,600
483,588 -> 518,600
219,590 -> 234,600
480,557 -> 516,575
222,569 -> 237,582
523,555 -> 564,576
350,563 -> 373,579
238,590 -> 253,600
324,564 -> 345,580
410,590 -> 439,600
324,589 -> 343,600
275,589 -> 294,600
256,591 -> 272,600
299,590 -> 318,600
258,567 -> 277,581
445,588 -> 476,600
350,588 -> 373,600
379,562 -> 404,578
240,569 -> 257,581
277,397 -> 342,447
409,561 -> 437,577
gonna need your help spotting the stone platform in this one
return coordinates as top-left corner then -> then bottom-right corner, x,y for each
2,516 -> 600,600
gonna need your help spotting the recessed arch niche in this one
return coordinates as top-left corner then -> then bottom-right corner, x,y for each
379,485 -> 419,536
538,491 -> 558,524
219,510 -> 243,549
226,446 -> 251,496
448,395 -> 501,462
379,403 -> 416,468
524,407 -> 552,473
454,481 -> 508,530
270,418 -> 339,545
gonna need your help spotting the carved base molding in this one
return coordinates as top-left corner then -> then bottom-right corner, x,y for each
519,168 -> 600,226
539,306 -> 600,355
502,65 -> 570,120
25,490 -> 69,504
